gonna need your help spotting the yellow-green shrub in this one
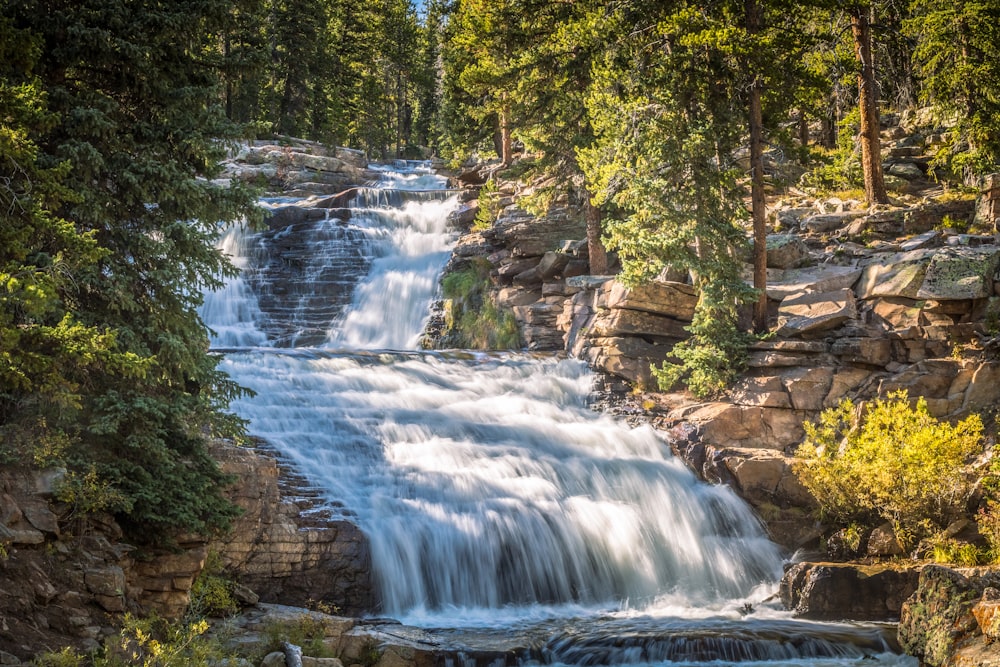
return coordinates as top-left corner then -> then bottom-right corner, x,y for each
794,391 -> 983,549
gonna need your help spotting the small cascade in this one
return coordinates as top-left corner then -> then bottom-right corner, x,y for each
200,224 -> 268,348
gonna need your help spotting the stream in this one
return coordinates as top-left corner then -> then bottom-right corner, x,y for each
200,161 -> 917,667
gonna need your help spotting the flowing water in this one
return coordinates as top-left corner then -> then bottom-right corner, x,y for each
201,162 -> 917,667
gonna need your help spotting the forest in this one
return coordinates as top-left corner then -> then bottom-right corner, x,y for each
2,0 -> 1000,547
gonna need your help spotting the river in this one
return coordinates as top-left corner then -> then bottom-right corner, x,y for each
201,161 -> 917,667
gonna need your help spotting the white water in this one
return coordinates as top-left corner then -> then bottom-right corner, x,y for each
202,162 -> 916,666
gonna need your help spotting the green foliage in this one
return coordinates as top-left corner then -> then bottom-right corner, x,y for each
188,551 -> 239,619
472,180 -> 501,231
35,615 -> 234,667
259,613 -> 336,659
1,1 -> 259,543
794,391 -> 984,548
906,1 -> 1000,177
439,259 -> 521,350
800,108 -> 863,192
930,538 -> 986,566
652,303 -> 753,399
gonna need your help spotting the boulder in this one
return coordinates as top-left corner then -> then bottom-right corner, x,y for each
671,403 -> 806,451
764,234 -> 812,269
801,211 -> 866,233
777,289 -> 857,336
606,280 -> 698,320
765,264 -> 862,301
780,367 -> 835,411
917,246 -> 1000,300
781,562 -> 921,621
587,308 -> 689,339
857,248 -> 937,299
536,251 -> 571,280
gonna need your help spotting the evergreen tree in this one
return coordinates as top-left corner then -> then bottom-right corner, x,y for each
580,1 -> 814,396
906,0 -> 1000,178
4,0 -> 260,542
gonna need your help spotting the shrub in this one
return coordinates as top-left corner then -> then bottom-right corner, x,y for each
793,390 -> 984,549
187,551 -> 238,618
472,180 -> 501,231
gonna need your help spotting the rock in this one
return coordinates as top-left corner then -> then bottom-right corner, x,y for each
976,173 -> 1000,230
900,229 -> 941,251
485,207 -> 587,258
765,265 -> 863,301
730,376 -> 791,409
672,403 -> 806,451
973,588 -> 1000,642
899,565 -> 1000,667
261,652 -> 287,667
17,497 -> 58,537
780,367 -> 835,411
887,161 -> 925,179
871,297 -> 923,329
777,289 -> 857,336
857,248 -> 939,299
302,658 -> 344,667
801,211 -> 866,233
209,444 -> 375,616
587,308 -> 689,339
830,336 -> 891,367
775,207 -> 815,229
764,234 -> 812,269
606,280 -> 698,320
917,246 -> 1000,300
781,562 -> 921,621
866,522 -> 904,557
536,251 -> 571,280
263,205 -> 329,231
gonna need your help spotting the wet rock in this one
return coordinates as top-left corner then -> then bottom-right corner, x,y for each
781,562 -> 921,621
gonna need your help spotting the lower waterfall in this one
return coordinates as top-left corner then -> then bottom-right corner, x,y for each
201,161 -> 916,666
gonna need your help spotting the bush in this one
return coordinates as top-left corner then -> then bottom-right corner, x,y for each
793,390 -> 984,549
439,259 -> 521,350
472,180 -> 501,231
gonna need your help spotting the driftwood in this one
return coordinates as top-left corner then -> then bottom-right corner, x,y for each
282,641 -> 304,667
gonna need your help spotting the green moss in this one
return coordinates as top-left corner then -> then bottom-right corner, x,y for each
437,259 -> 522,350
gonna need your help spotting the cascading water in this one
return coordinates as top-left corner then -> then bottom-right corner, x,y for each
201,161 -> 916,666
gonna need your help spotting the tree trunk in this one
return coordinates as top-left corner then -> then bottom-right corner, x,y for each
499,103 -> 512,166
851,6 -> 889,205
746,0 -> 768,333
585,196 -> 609,275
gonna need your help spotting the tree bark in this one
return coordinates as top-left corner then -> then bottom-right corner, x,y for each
584,196 -> 609,275
746,0 -> 768,333
851,6 -> 889,205
499,102 -> 512,166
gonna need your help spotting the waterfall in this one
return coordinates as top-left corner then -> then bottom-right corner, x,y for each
202,161 -> 916,666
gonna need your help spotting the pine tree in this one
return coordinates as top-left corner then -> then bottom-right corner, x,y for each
906,0 -> 1000,178
4,0 -> 260,542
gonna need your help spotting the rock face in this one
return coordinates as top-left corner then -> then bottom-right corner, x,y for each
210,444 -> 376,616
780,562 -> 922,621
898,565 -> 1000,667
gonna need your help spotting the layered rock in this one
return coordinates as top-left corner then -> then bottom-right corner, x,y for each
209,443 -> 375,616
